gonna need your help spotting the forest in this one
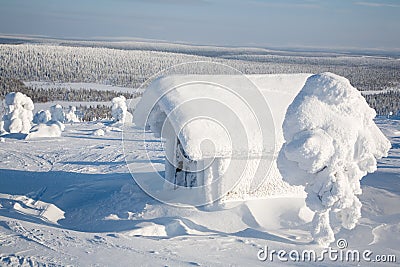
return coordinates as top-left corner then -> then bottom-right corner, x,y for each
0,43 -> 399,119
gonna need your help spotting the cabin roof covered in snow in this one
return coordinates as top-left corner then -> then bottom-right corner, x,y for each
134,74 -> 311,160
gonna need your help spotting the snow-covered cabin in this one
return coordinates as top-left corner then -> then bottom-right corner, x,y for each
134,74 -> 311,202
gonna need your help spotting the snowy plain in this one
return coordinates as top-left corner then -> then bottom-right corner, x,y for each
0,76 -> 399,266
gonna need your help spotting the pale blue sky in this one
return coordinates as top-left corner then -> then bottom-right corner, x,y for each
0,0 -> 399,50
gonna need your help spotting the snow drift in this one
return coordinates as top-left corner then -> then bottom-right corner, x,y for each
26,122 -> 63,140
0,92 -> 34,134
65,106 -> 80,123
278,72 -> 391,246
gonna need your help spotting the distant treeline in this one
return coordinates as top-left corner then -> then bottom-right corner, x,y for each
1,42 -> 399,118
364,91 -> 400,116
0,77 -> 138,121
0,77 -> 141,103
1,44 -> 399,91
75,104 -> 134,122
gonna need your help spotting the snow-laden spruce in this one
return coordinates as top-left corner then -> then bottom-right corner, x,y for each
50,104 -> 65,123
111,96 -> 133,124
0,92 -> 34,134
278,72 -> 391,246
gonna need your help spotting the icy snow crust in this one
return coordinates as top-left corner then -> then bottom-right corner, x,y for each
279,72 -> 391,246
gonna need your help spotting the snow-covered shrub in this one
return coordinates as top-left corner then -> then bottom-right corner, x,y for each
1,92 -> 34,134
278,72 -> 391,246
65,106 -> 80,123
26,123 -> 62,140
50,104 -> 65,122
111,96 -> 133,124
33,110 -> 51,124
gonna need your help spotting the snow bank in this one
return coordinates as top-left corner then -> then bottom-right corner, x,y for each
33,110 -> 51,124
0,92 -> 34,134
65,106 -> 80,123
112,96 -> 133,124
26,122 -> 62,140
278,72 -> 391,246
50,104 -> 65,122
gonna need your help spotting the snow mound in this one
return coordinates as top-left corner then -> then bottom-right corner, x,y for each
126,219 -> 202,237
33,110 -> 51,124
26,122 -> 62,140
92,129 -> 105,136
0,92 -> 34,134
112,96 -> 133,124
278,72 -> 391,246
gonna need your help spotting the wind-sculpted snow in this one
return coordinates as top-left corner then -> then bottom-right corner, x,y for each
0,92 -> 34,134
279,72 -> 391,246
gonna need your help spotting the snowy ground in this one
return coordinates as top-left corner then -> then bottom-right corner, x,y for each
0,117 -> 399,266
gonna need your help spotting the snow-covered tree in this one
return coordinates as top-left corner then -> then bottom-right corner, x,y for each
65,106 -> 80,122
50,104 -> 65,122
111,96 -> 132,124
33,110 -> 51,124
0,92 -> 34,134
279,73 -> 391,246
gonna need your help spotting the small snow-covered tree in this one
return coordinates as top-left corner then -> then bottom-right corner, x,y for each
112,96 -> 127,122
33,110 -> 51,124
1,92 -> 34,134
65,106 -> 80,122
279,73 -> 391,246
111,96 -> 132,124
50,104 -> 65,122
